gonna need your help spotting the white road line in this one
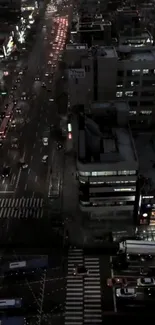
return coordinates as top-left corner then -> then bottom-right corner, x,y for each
0,191 -> 14,194
110,256 -> 117,313
24,183 -> 28,191
28,168 -> 31,174
33,143 -> 36,148
35,176 -> 38,183
31,155 -> 33,161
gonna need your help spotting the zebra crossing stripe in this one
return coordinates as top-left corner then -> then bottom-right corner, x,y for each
0,198 -> 44,219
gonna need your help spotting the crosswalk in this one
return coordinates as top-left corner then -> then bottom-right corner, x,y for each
0,198 -> 44,219
65,248 -> 102,325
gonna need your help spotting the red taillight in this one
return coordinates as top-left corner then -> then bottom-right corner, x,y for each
68,133 -> 72,139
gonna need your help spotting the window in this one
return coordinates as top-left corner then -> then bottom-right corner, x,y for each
118,170 -> 136,176
130,80 -> 139,87
132,69 -> 140,75
129,110 -> 136,115
129,101 -> 137,107
116,91 -> 123,98
85,65 -> 90,72
125,91 -> 133,97
79,171 -> 90,176
117,70 -> 124,77
140,110 -> 152,115
143,69 -> 149,75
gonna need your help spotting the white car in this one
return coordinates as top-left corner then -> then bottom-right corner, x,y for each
137,277 -> 155,287
116,287 -> 136,298
22,164 -> 28,170
42,155 -> 48,163
43,138 -> 48,146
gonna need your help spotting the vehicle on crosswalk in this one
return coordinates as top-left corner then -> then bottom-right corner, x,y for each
73,266 -> 89,276
1,166 -> 10,178
137,277 -> 155,287
18,159 -> 28,170
107,277 -> 128,287
116,287 -> 137,298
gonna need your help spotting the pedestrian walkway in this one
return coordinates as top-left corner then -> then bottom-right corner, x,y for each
0,198 -> 44,219
84,257 -> 102,324
65,249 -> 102,325
65,248 -> 84,325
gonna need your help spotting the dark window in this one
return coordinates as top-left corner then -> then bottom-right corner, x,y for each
117,70 -> 124,77
85,65 -> 90,72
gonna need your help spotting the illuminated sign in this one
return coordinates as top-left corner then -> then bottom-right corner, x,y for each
66,44 -> 87,50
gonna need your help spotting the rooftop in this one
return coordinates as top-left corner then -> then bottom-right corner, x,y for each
0,317 -> 25,325
117,46 -> 155,61
78,101 -> 138,168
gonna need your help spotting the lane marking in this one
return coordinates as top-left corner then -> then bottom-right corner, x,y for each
0,191 -> 14,194
28,168 -> 31,174
33,143 -> 36,148
31,155 -> 33,161
35,176 -> 38,183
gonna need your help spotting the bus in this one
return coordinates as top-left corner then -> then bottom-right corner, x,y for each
119,240 -> 155,256
5,103 -> 14,118
0,117 -> 9,139
0,299 -> 22,310
4,257 -> 48,281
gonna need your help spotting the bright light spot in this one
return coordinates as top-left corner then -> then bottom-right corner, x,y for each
68,133 -> 72,139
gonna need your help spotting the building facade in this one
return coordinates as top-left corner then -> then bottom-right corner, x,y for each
77,101 -> 139,221
65,44 -> 155,127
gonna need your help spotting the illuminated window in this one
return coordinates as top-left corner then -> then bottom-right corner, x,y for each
125,91 -> 133,97
132,69 -> 140,75
116,91 -> 123,98
129,110 -> 136,115
143,69 -> 149,74
140,110 -> 152,115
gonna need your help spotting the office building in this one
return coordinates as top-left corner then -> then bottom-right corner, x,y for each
118,29 -> 153,47
65,44 -> 155,127
77,101 -> 138,223
72,18 -> 112,47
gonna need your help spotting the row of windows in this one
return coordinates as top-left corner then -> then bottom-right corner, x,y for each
80,200 -> 135,207
116,91 -> 155,98
117,69 -> 155,77
118,80 -> 155,87
79,170 -> 137,177
129,110 -> 152,115
130,101 -> 154,107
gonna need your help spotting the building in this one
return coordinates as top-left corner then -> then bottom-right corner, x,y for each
0,0 -> 21,21
118,29 -> 153,47
65,44 -> 155,127
77,101 -> 138,224
72,19 -> 112,47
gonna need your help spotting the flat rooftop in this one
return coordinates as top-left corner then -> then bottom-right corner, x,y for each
135,133 -> 155,193
118,47 -> 155,61
78,102 -> 137,165
119,30 -> 151,39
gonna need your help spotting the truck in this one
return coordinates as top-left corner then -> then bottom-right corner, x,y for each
119,240 -> 155,256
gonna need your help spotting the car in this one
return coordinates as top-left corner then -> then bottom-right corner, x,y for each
137,277 -> 155,287
21,92 -> 27,100
49,98 -> 54,102
16,78 -> 21,83
11,143 -> 18,149
0,111 -> 5,119
16,107 -> 21,113
57,142 -> 63,150
11,85 -> 17,90
43,137 -> 48,146
11,120 -> 16,128
35,76 -> 40,81
116,287 -> 136,298
22,164 -> 28,170
0,141 -> 3,147
48,60 -> 52,65
107,277 -> 128,287
73,266 -> 89,276
42,155 -> 48,163
42,82 -> 46,87
1,166 -> 10,178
